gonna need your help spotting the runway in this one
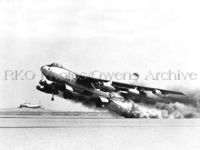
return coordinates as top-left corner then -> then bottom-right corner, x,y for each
1,115 -> 200,150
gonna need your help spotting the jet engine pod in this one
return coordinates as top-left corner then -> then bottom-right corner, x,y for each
152,89 -> 162,95
102,81 -> 116,92
128,88 -> 140,95
152,89 -> 166,97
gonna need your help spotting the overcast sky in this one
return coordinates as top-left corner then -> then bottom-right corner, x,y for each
0,0 -> 200,110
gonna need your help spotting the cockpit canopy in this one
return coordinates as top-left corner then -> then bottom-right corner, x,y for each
47,63 -> 64,68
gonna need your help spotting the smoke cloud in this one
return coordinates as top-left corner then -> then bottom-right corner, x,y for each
109,89 -> 200,118
66,89 -> 200,118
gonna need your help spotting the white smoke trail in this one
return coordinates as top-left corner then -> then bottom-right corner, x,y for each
66,89 -> 200,118
107,100 -> 164,118
107,98 -> 200,118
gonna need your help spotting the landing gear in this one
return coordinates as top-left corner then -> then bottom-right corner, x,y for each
51,95 -> 54,101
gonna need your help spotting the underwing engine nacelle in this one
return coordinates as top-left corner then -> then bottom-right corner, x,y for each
128,88 -> 140,95
36,80 -> 59,95
101,81 -> 116,92
152,89 -> 165,97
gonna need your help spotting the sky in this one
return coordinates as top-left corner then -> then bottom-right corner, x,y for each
0,0 -> 200,111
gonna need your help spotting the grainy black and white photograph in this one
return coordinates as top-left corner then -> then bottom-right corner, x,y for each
0,0 -> 200,150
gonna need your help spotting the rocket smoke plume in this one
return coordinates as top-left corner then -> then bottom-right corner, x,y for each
68,90 -> 200,118
108,89 -> 200,118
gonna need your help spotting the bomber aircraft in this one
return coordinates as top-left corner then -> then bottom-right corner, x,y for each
36,63 -> 185,117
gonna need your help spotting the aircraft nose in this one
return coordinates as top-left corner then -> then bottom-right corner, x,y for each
40,65 -> 49,75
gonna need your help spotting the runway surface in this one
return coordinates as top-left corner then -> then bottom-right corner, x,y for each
1,115 -> 200,150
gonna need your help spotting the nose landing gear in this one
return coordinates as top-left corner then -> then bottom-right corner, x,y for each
51,95 -> 54,101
